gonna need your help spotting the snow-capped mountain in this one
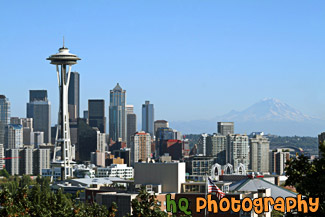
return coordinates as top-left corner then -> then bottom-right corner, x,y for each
170,98 -> 324,136
219,98 -> 312,122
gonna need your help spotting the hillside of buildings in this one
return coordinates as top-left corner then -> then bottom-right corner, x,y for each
185,134 -> 319,156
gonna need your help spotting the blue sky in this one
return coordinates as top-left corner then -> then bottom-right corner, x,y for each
1,1 -> 325,124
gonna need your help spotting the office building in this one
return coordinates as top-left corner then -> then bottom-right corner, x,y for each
96,164 -> 133,179
91,151 -> 105,167
97,131 -> 107,153
4,124 -> 23,149
109,83 -> 127,142
0,95 -> 10,144
33,149 -> 51,175
10,117 -> 22,125
250,134 -> 270,172
31,131 -> 44,148
0,144 -> 4,169
126,105 -> 137,147
206,134 -> 227,165
88,99 -> 106,133
217,122 -> 234,136
68,71 -> 80,119
5,149 -> 19,175
134,162 -> 186,193
197,133 -> 208,155
269,149 -> 290,175
27,90 -> 51,143
159,140 -> 183,160
142,101 -> 154,137
113,148 -> 131,167
21,118 -> 33,145
83,110 -> 88,119
185,156 -> 216,180
155,127 -> 180,158
19,148 -> 33,175
76,118 -> 99,162
131,131 -> 151,165
29,90 -> 47,102
227,134 -> 249,169
154,120 -> 169,136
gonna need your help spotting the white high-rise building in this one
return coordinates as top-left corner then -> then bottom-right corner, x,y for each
131,131 -> 151,166
5,124 -> 23,149
5,149 -> 19,175
250,134 -> 270,173
0,144 -> 4,169
19,148 -> 33,175
227,134 -> 249,169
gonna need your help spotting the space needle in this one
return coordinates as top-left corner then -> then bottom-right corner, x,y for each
47,40 -> 81,181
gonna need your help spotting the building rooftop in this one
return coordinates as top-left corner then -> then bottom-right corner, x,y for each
230,178 -> 297,199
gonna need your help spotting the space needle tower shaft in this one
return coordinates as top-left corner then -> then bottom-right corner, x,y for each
47,41 -> 81,181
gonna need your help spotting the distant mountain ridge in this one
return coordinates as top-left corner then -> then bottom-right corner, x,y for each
219,98 -> 313,122
170,98 -> 325,136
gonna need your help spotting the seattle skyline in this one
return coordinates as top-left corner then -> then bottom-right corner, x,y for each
1,1 -> 325,125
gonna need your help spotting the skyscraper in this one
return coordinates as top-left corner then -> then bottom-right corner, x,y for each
68,71 -> 80,119
131,131 -> 151,166
0,95 -> 10,144
142,101 -> 154,137
76,118 -> 99,162
109,83 -> 127,142
217,122 -> 234,136
4,124 -> 23,149
154,120 -> 169,136
27,90 -> 51,143
206,134 -> 227,165
88,99 -> 106,133
249,134 -> 269,173
227,134 -> 249,169
126,105 -> 137,147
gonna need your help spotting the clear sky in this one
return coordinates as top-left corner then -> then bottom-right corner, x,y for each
1,1 -> 325,124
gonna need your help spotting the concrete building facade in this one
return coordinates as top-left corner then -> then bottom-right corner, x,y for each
227,134 -> 249,169
131,132 -> 151,165
26,90 -> 51,143
217,122 -> 234,136
134,162 -> 186,193
0,95 -> 10,144
250,134 -> 270,172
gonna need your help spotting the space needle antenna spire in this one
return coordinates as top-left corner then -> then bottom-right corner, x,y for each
47,40 -> 81,181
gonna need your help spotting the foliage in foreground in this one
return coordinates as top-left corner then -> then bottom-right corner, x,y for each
285,143 -> 325,216
0,175 -> 117,217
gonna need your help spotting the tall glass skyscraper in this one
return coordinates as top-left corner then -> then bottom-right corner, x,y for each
88,99 -> 106,133
109,83 -> 127,142
68,71 -> 80,119
142,100 -> 154,137
27,90 -> 51,144
0,95 -> 10,144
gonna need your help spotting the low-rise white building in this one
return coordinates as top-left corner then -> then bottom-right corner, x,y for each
96,164 -> 133,179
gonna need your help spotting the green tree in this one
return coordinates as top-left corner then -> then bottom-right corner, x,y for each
285,143 -> 325,216
128,188 -> 167,217
0,169 -> 10,179
0,176 -> 117,217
